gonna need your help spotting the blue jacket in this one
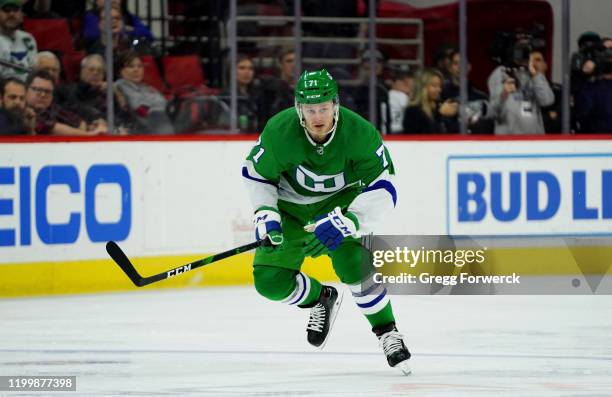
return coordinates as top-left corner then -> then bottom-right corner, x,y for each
83,9 -> 154,43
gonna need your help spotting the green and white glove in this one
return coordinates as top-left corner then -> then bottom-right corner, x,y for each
253,206 -> 284,251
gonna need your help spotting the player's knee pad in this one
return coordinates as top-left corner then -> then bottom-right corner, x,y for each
252,265 -> 297,301
330,240 -> 370,285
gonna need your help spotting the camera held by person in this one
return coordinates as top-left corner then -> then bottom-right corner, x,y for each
490,25 -> 546,71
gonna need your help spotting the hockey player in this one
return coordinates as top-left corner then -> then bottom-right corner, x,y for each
243,69 -> 411,374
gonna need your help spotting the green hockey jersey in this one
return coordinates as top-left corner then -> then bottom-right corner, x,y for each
243,106 -> 397,233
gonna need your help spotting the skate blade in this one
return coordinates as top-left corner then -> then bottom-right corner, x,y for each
316,289 -> 344,350
394,359 -> 412,375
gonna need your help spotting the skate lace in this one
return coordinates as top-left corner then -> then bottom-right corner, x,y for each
306,303 -> 326,332
379,331 -> 405,356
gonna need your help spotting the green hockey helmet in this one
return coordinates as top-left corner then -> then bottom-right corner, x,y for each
295,69 -> 338,104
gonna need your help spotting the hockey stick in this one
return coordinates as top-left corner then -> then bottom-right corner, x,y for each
106,239 -> 264,287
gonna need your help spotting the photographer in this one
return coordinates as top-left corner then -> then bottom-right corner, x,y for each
570,31 -> 606,95
487,46 -> 554,135
574,49 -> 612,133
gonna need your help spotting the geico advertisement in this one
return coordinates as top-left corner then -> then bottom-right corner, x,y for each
0,163 -> 131,251
447,153 -> 612,236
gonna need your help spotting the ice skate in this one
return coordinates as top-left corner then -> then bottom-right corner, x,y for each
374,322 -> 412,375
305,285 -> 343,349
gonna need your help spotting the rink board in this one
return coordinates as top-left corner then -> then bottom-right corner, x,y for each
1,137 -> 611,296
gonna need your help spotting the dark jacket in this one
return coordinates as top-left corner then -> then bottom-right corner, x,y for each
402,105 -> 447,134
574,78 -> 612,133
0,108 -> 29,135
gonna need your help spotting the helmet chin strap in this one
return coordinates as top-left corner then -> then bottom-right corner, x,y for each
296,99 -> 340,138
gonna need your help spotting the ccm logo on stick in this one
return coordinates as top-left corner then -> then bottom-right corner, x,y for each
0,164 -> 131,246
167,264 -> 192,278
447,154 -> 612,236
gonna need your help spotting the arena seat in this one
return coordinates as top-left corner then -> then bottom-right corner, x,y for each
141,55 -> 165,92
61,51 -> 85,82
162,55 -> 206,91
23,18 -> 74,54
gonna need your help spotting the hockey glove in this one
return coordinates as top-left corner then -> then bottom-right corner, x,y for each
306,207 -> 359,251
302,233 -> 329,258
253,207 -> 284,250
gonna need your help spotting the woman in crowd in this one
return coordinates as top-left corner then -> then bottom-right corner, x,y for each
83,0 -> 153,46
86,4 -> 132,56
402,68 -> 458,134
221,54 -> 260,132
114,51 -> 174,134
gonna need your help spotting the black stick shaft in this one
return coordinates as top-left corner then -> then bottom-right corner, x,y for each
106,240 -> 264,287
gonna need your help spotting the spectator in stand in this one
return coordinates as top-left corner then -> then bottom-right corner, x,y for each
528,50 -> 563,133
35,51 -> 61,85
487,50 -> 554,135
36,51 -> 83,120
22,0 -> 86,19
221,53 -> 260,132
574,50 -> 612,133
114,51 -> 174,134
57,54 -> 126,133
387,67 -> 413,134
0,0 -> 37,81
351,48 -> 390,133
26,70 -> 106,136
432,43 -> 456,82
442,50 -> 488,101
441,50 -> 492,134
0,77 -> 35,134
86,4 -> 132,56
83,0 -> 153,47
402,68 -> 458,134
256,46 -> 296,127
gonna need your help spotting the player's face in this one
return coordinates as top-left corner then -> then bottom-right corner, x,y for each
301,101 -> 335,139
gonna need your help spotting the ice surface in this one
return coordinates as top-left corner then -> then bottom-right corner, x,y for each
1,287 -> 611,396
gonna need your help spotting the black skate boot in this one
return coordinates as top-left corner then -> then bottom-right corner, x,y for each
302,285 -> 343,349
374,322 -> 411,375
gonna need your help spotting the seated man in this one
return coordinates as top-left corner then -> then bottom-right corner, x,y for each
0,77 -> 35,134
25,70 -> 105,136
0,0 -> 37,81
57,54 -> 118,131
35,51 -> 61,85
